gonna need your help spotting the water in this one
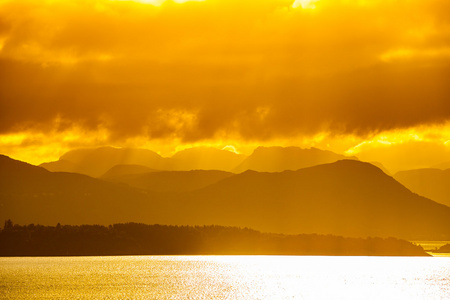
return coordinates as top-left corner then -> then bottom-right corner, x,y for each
412,241 -> 450,251
1,256 -> 449,299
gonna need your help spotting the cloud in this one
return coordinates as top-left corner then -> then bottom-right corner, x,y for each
352,140 -> 450,172
345,123 -> 450,171
0,0 -> 450,147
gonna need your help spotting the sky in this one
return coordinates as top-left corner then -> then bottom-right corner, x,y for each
1,0 -> 450,172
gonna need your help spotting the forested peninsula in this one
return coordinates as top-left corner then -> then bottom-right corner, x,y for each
0,221 -> 429,256
432,243 -> 450,253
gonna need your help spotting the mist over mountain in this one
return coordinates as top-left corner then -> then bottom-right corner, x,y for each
169,147 -> 246,171
233,147 -> 358,173
368,161 -> 391,175
394,168 -> 450,207
40,146 -> 358,177
101,164 -> 158,180
39,159 -> 77,174
431,161 -> 450,170
40,147 -> 168,177
3,155 -> 450,240
104,170 -> 234,193
40,146 -> 247,177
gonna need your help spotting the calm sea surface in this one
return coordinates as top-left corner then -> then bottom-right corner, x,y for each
1,256 -> 449,299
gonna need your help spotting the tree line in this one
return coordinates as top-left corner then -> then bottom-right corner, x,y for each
0,220 -> 429,256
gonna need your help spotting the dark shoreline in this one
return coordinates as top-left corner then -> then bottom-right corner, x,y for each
0,221 -> 430,257
430,243 -> 450,254
0,254 -> 432,258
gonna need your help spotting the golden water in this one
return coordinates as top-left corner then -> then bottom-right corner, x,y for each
1,256 -> 449,299
412,241 -> 450,251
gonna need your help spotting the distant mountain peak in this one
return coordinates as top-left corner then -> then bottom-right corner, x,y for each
1,154 -> 49,175
233,146 -> 358,173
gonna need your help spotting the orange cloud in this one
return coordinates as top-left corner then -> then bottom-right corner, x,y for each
0,0 -> 449,164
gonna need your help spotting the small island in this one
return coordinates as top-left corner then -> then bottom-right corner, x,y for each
0,220 -> 429,256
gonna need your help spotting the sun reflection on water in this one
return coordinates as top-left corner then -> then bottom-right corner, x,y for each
0,256 -> 449,299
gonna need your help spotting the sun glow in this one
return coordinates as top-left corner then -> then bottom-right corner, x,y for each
346,131 -> 425,155
0,38 -> 6,52
292,0 -> 318,9
341,123 -> 450,172
222,145 -> 239,154
114,0 -> 203,5
380,47 -> 450,62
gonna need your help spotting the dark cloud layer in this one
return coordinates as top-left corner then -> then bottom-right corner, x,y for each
1,0 -> 450,144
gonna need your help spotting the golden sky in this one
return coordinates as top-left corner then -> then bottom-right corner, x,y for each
1,0 -> 450,171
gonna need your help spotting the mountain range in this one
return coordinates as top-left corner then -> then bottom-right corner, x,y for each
39,146 -> 356,177
39,146 -> 247,177
232,146 -> 357,173
40,147 -> 169,177
2,154 -> 450,240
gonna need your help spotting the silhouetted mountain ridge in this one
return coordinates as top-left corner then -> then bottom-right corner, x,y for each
0,155 -> 162,225
179,160 -> 450,239
2,155 -> 450,240
40,146 -> 362,177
